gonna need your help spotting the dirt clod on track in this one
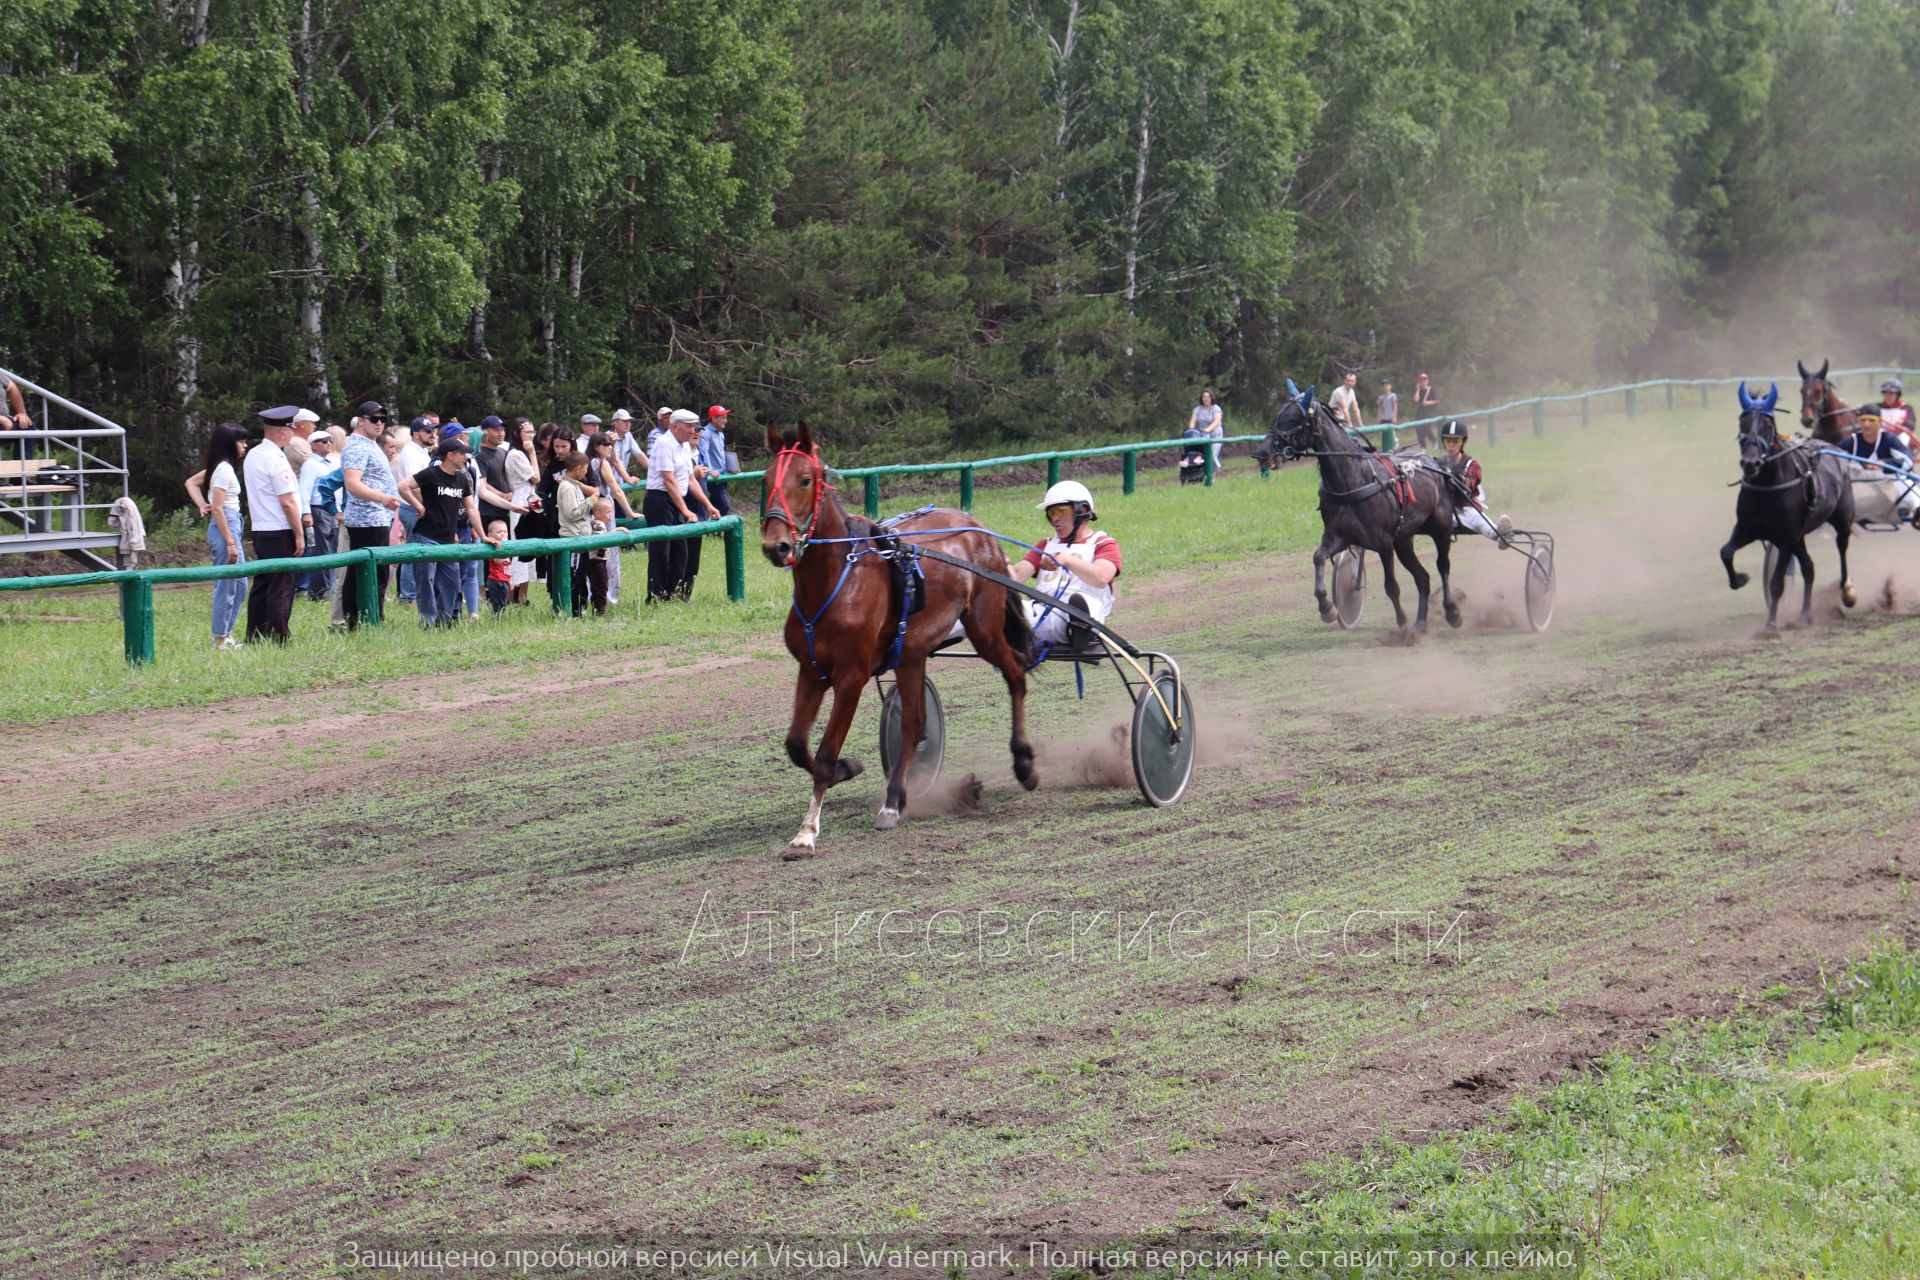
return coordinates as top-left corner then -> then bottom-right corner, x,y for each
5,418 -> 1920,1272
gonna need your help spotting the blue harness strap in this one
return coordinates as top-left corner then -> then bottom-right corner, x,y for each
791,552 -> 861,685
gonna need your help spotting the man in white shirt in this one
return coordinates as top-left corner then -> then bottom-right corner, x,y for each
242,417 -> 304,643
643,409 -> 719,602
1329,371 -> 1364,436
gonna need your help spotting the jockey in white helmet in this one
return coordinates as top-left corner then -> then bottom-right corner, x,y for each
1010,479 -> 1123,648
1439,420 -> 1513,544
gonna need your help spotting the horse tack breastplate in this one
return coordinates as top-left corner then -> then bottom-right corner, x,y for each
1376,456 -> 1417,506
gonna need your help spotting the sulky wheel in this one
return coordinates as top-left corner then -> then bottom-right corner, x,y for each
877,677 -> 946,790
1524,546 -> 1556,633
1130,672 -> 1196,807
1332,548 -> 1367,629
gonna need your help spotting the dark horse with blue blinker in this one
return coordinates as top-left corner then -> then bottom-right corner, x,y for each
1264,380 -> 1460,631
1719,381 -> 1856,630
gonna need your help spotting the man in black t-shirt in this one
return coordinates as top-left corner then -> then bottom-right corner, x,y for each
399,437 -> 499,626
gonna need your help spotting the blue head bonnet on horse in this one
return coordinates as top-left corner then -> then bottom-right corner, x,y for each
1735,381 -> 1782,477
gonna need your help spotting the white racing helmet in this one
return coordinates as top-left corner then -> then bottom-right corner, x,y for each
1039,479 -> 1097,522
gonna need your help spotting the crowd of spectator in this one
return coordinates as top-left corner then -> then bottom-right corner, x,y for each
185,401 -> 734,648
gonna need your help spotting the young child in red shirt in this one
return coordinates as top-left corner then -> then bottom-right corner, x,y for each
484,519 -> 512,615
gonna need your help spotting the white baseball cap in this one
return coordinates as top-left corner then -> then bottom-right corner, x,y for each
611,409 -> 632,422
669,409 -> 700,426
292,408 -> 321,425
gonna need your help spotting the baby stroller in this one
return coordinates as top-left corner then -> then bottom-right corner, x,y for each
1179,427 -> 1209,484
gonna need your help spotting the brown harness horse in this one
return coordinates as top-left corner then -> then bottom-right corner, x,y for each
760,422 -> 1037,851
1798,358 -> 1857,445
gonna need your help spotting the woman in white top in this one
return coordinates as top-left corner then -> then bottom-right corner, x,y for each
184,421 -> 252,649
1188,389 -> 1223,469
505,419 -> 541,601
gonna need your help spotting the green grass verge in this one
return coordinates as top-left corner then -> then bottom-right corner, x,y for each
1265,942 -> 1920,1279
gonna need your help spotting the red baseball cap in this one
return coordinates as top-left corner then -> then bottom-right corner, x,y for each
708,405 -> 730,419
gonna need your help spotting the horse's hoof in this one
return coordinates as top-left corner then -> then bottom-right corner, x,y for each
835,757 -> 864,783
1018,768 -> 1040,792
1730,572 -> 1749,591
1444,605 -> 1463,629
874,807 -> 900,831
1842,585 -> 1858,608
1318,604 -> 1337,623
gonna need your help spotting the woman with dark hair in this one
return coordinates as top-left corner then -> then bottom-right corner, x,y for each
585,432 -> 636,605
506,418 -> 541,604
1188,388 -> 1223,471
184,421 -> 252,650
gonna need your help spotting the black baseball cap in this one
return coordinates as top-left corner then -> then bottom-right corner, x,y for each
357,400 -> 387,418
410,416 -> 436,434
480,414 -> 505,430
437,437 -> 473,457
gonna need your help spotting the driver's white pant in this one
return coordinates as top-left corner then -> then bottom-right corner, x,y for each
1029,590 -> 1111,645
1456,506 -> 1502,540
1851,470 -> 1920,522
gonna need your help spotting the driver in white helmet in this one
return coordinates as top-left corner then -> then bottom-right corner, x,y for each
1874,378 -> 1916,450
1011,479 -> 1122,648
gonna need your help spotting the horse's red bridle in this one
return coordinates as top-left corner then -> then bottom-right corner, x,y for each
761,445 -> 834,563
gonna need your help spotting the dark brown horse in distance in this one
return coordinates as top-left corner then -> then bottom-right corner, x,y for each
761,421 -> 1036,851
1797,358 -> 1857,444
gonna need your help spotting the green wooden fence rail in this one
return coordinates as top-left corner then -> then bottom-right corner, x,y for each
0,516 -> 746,665
671,365 -> 1915,519
11,365 -> 1911,666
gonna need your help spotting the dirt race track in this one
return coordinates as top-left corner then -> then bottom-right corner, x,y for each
5,414 -> 1920,1275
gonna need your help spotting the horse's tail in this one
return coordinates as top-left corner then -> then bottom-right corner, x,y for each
1001,581 -> 1035,666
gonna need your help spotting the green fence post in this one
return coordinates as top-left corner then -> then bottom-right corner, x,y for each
863,473 -> 880,519
119,575 -> 154,665
724,521 -> 746,602
1625,388 -> 1637,418
354,549 -> 383,627
1581,395 -> 1592,428
1046,456 -> 1061,488
549,551 -> 572,615
960,466 -> 974,512
1123,449 -> 1138,494
1486,413 -> 1497,446
1203,443 -> 1216,486
1700,384 -> 1710,410
1665,382 -> 1675,411
1532,400 -> 1546,438
1257,447 -> 1270,479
